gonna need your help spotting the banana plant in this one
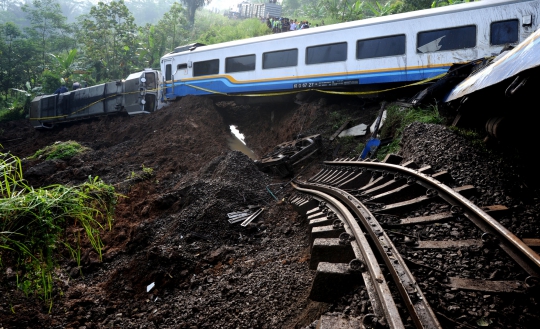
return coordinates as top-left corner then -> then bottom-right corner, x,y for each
366,1 -> 395,17
344,0 -> 365,21
431,0 -> 469,8
48,48 -> 77,83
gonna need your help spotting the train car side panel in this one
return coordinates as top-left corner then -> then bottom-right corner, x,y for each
161,0 -> 540,99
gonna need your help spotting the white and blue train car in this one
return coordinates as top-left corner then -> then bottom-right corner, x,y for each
160,0 -> 540,101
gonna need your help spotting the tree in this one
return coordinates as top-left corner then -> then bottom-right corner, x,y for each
0,23 -> 39,101
22,0 -> 68,72
80,0 -> 138,81
180,0 -> 211,27
0,22 -> 21,97
159,2 -> 188,51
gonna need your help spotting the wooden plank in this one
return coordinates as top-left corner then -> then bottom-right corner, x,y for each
523,238 -> 540,247
415,239 -> 482,249
445,277 -> 522,293
329,120 -> 350,141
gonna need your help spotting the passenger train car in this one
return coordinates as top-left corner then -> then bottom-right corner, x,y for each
161,0 -> 540,102
30,69 -> 164,128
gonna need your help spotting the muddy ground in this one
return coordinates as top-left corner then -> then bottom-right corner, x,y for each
0,95 -> 381,329
1,94 -> 539,328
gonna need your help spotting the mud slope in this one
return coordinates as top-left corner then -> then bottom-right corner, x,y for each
0,96 -> 328,329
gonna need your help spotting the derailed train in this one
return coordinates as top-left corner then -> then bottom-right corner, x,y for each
30,0 -> 540,128
30,69 -> 164,128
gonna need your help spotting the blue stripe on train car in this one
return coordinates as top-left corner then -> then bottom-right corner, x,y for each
164,66 -> 450,97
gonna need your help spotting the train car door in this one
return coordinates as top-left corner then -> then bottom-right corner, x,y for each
175,63 -> 189,97
162,58 -> 173,98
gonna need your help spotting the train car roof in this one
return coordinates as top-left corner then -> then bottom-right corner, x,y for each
162,0 -> 534,59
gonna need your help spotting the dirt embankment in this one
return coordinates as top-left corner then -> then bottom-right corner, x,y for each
1,95 -> 348,328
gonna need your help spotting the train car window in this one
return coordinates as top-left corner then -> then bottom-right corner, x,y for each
417,25 -> 476,53
357,35 -> 405,59
306,42 -> 347,65
177,64 -> 187,70
491,19 -> 519,45
263,49 -> 298,69
193,59 -> 220,77
226,54 -> 256,73
165,64 -> 172,80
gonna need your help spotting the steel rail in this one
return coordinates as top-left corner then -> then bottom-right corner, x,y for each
292,183 -> 405,329
326,160 -> 540,277
293,181 -> 442,329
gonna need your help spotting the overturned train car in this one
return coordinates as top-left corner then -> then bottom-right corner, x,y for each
30,69 -> 164,128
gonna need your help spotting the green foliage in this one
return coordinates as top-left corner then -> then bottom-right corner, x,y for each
0,107 -> 26,122
142,164 -> 154,176
329,111 -> 348,130
48,48 -> 77,83
377,105 -> 443,159
285,0 -> 405,22
196,17 -> 271,45
22,0 -> 69,71
127,164 -> 155,181
41,70 -> 61,94
431,0 -> 470,8
29,140 -> 90,160
79,0 -> 138,81
355,142 -> 365,154
1,150 -> 117,305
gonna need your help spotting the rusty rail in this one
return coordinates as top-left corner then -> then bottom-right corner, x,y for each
293,181 -> 442,329
292,183 -> 405,328
324,160 -> 540,278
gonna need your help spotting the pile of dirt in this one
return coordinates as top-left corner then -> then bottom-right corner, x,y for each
1,95 -> 342,328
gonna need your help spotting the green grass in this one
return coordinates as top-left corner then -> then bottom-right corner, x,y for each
28,141 -> 90,160
1,149 -> 118,309
377,105 -> 444,160
0,107 -> 26,122
329,111 -> 348,130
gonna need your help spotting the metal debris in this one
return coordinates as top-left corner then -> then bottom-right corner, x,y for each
338,123 -> 368,138
445,28 -> 540,102
255,134 -> 321,177
240,208 -> 265,227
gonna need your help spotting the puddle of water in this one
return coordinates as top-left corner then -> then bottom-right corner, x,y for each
228,125 -> 257,159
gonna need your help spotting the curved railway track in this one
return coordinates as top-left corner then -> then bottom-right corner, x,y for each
289,155 -> 540,328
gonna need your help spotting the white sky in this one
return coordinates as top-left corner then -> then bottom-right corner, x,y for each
209,0 -> 245,11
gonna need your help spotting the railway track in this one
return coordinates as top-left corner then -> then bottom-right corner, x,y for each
289,155 -> 540,328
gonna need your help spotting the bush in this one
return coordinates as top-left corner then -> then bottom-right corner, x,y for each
28,140 -> 90,160
41,70 -> 61,94
0,107 -> 26,122
377,105 -> 444,159
1,150 -> 118,308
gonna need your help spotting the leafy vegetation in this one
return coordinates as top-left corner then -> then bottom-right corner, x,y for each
0,0 -> 463,114
1,150 -> 118,307
377,105 -> 444,159
329,111 -> 349,130
28,140 -> 90,160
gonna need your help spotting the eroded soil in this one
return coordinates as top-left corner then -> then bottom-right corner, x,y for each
1,95 -> 379,329
1,94 -> 539,329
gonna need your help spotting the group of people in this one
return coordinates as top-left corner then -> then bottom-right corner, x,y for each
266,17 -> 320,34
54,81 -> 85,95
